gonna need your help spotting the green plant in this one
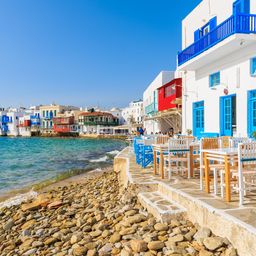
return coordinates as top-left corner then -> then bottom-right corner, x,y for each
252,131 -> 256,139
186,129 -> 192,136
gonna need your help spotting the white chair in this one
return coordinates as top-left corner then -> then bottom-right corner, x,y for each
164,138 -> 193,179
236,142 -> 256,205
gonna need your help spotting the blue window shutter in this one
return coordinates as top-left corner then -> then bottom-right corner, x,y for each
194,29 -> 200,42
250,58 -> 256,76
209,17 -> 217,30
243,0 -> 250,14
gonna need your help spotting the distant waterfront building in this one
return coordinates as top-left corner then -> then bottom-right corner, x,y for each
177,0 -> 256,137
78,109 -> 119,134
39,104 -> 79,134
122,100 -> 143,132
143,71 -> 175,134
108,107 -> 125,125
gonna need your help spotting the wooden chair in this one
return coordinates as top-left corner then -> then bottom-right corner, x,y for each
199,138 -> 221,191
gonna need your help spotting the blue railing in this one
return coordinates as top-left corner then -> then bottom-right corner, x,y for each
145,103 -> 157,115
178,14 -> 256,66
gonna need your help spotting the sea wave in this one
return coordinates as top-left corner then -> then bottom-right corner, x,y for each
89,156 -> 108,163
0,190 -> 38,209
106,150 -> 120,155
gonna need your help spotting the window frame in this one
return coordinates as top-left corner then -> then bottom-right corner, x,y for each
209,72 -> 220,88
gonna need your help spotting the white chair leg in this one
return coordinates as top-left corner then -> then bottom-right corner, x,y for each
220,171 -> 224,198
213,168 -> 218,196
238,165 -> 244,206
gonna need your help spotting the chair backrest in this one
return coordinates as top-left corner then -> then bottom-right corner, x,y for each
156,135 -> 169,145
219,136 -> 231,148
230,137 -> 251,148
238,142 -> 256,166
168,138 -> 190,151
200,137 -> 220,150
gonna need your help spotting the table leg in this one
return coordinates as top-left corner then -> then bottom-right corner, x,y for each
159,150 -> 164,179
189,146 -> 193,178
204,153 -> 210,193
153,150 -> 157,175
225,156 -> 231,202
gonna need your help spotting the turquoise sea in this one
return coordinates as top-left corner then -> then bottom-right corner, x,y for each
0,137 -> 126,195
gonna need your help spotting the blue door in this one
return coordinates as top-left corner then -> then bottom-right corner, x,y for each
220,95 -> 236,136
248,90 -> 256,137
193,101 -> 204,137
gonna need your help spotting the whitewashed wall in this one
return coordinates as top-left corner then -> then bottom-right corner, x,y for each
180,0 -> 256,136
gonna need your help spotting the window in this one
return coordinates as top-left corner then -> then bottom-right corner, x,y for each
43,111 -> 45,117
164,85 -> 175,97
250,57 -> 256,76
209,72 -> 220,87
54,110 -> 57,116
202,24 -> 210,36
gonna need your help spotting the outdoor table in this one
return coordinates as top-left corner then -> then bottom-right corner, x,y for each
152,142 -> 199,179
201,148 -> 238,202
152,144 -> 168,179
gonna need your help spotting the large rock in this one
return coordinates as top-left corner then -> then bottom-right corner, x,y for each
194,227 -> 211,241
47,200 -> 62,209
199,249 -> 214,256
21,219 -> 36,230
125,214 -> 146,225
3,218 -> 14,231
154,223 -> 168,231
109,232 -> 121,243
119,227 -> 136,236
130,240 -> 148,252
98,243 -> 112,256
147,241 -> 164,251
203,237 -> 224,251
73,244 -> 87,256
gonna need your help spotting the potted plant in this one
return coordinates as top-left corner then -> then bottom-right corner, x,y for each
187,129 -> 192,136
252,131 -> 256,140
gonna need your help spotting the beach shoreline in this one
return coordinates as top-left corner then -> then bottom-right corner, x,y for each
0,168 -> 237,256
0,166 -> 111,207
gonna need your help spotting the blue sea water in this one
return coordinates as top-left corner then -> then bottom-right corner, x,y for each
0,137 -> 126,195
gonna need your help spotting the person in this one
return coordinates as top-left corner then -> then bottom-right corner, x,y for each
168,128 -> 174,137
138,127 -> 144,136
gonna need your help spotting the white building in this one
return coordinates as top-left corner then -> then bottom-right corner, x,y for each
19,114 -> 32,137
122,100 -> 143,132
5,109 -> 24,136
143,71 -> 174,134
178,0 -> 256,138
108,107 -> 125,125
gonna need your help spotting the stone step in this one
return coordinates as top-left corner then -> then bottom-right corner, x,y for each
138,191 -> 186,223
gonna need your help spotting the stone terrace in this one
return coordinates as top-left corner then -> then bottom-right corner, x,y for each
114,147 -> 256,256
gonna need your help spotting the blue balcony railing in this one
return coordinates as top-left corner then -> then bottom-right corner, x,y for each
178,14 -> 256,66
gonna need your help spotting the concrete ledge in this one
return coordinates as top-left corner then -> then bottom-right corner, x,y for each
157,182 -> 256,256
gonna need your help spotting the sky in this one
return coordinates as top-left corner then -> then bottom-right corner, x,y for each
0,0 -> 202,109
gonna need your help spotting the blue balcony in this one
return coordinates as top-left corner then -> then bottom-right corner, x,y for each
145,103 -> 157,116
178,14 -> 256,67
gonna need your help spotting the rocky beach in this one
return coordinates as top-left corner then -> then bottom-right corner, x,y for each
0,169 -> 237,256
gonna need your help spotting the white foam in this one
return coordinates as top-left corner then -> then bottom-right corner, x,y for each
0,190 -> 38,209
90,156 -> 108,163
107,150 -> 120,155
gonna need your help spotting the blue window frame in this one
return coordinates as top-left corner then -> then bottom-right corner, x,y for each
209,72 -> 220,87
248,90 -> 256,136
220,95 -> 236,136
193,101 -> 204,137
250,57 -> 256,76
